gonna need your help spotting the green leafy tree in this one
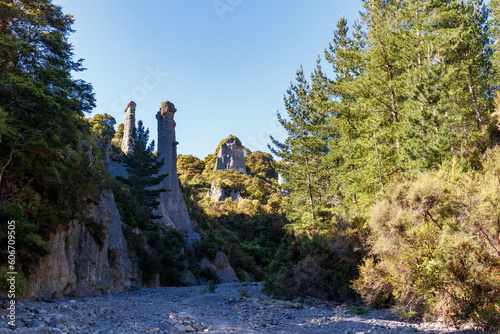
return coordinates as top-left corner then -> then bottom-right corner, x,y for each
90,113 -> 116,148
0,0 -> 99,273
324,16 -> 366,207
245,151 -> 277,179
177,154 -> 205,185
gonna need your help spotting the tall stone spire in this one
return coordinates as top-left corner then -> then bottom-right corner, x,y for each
155,101 -> 198,240
121,101 -> 136,154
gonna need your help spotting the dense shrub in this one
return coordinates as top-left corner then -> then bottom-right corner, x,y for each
353,148 -> 500,329
264,214 -> 367,301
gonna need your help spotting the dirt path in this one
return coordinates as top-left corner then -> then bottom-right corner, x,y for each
0,283 -> 482,333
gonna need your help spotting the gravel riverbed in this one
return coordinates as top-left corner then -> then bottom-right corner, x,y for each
0,283 -> 483,333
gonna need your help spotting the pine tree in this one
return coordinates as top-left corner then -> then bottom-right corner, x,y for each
116,120 -> 167,226
324,16 -> 367,206
269,66 -> 330,224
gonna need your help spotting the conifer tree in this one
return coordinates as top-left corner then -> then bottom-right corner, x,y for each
269,66 -> 330,224
116,120 -> 166,225
324,16 -> 367,206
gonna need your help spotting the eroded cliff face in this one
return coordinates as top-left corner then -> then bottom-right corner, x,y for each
25,191 -> 140,298
155,101 -> 199,241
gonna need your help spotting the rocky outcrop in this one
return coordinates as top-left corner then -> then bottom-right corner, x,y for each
121,101 -> 136,154
214,136 -> 247,174
207,181 -> 242,202
278,173 -> 287,185
155,101 -> 199,241
103,140 -> 128,179
199,251 -> 239,283
25,191 -> 140,298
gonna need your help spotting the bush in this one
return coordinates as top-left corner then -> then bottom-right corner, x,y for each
355,149 -> 500,329
264,214 -> 366,301
351,258 -> 393,308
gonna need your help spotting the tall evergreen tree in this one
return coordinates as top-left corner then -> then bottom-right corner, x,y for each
269,66 -> 330,224
116,120 -> 167,228
324,16 -> 367,206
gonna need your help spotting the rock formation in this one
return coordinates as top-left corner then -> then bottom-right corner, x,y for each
208,181 -> 242,202
199,251 -> 239,283
25,191 -> 141,298
104,140 -> 128,179
214,136 -> 247,174
155,101 -> 199,240
121,101 -> 136,154
278,173 -> 287,185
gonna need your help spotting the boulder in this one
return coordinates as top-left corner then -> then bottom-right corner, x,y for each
199,251 -> 239,283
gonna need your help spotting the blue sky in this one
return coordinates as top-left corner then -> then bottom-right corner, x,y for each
59,0 -> 363,159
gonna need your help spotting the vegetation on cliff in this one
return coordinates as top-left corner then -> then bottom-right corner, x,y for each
0,0 -> 103,275
177,139 -> 287,282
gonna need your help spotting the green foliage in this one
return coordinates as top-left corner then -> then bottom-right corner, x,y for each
269,64 -> 330,224
90,114 -> 116,148
177,154 -> 205,185
0,0 -> 105,278
177,139 -> 287,282
245,151 -> 277,179
115,123 -> 125,140
206,280 -> 218,293
354,148 -> 500,329
199,266 -> 220,284
350,258 -> 393,308
116,120 -> 166,221
0,269 -> 26,296
238,285 -> 252,299
348,306 -> 371,315
264,213 -> 366,301
82,217 -> 107,249
492,0 -> 500,80
266,3 -> 499,330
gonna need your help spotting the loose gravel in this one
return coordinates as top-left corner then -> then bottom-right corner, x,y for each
0,283 -> 483,333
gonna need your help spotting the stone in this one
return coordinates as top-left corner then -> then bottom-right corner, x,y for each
182,270 -> 197,286
155,101 -> 199,241
199,251 -> 239,283
184,325 -> 195,332
214,135 -> 247,174
51,314 -> 64,325
174,324 -> 186,332
51,291 -> 64,301
207,181 -> 242,202
121,101 -> 136,154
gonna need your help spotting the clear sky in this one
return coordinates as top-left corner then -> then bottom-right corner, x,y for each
58,0 -> 364,159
